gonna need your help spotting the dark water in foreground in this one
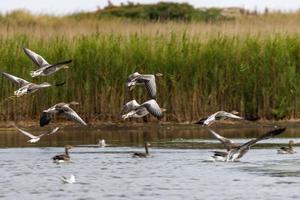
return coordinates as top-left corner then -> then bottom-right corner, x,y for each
0,124 -> 299,200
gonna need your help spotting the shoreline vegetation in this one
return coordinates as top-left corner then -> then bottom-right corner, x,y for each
1,2 -> 300,123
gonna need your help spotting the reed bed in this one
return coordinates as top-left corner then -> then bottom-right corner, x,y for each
0,31 -> 300,123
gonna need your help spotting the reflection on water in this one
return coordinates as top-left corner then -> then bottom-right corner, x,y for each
0,124 -> 299,199
0,124 -> 299,148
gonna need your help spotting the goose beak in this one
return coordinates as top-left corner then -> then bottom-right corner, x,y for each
63,65 -> 69,69
160,108 -> 167,112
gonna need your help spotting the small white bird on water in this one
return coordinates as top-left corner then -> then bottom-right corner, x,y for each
2,72 -> 52,97
99,139 -> 106,147
23,47 -> 72,77
61,174 -> 76,184
14,125 -> 59,143
121,99 -> 166,120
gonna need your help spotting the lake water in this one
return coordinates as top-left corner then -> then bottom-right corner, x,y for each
0,124 -> 299,200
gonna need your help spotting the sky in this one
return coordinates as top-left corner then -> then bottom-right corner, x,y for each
0,0 -> 300,15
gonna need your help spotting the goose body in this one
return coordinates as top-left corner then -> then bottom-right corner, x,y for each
277,140 -> 296,154
2,72 -> 51,97
133,143 -> 150,158
23,47 -> 72,77
122,99 -> 165,120
195,111 -> 242,126
127,72 -> 162,99
14,125 -> 59,143
40,102 -> 87,127
208,127 -> 286,162
53,145 -> 73,163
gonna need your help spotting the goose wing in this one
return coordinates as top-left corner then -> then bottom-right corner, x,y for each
63,106 -> 87,126
43,59 -> 72,73
140,99 -> 163,119
29,82 -> 52,90
121,100 -> 140,114
23,47 -> 50,68
215,111 -> 243,120
140,75 -> 156,99
239,128 -> 286,150
207,128 -> 235,149
14,126 -> 36,139
38,127 -> 60,137
2,72 -> 29,86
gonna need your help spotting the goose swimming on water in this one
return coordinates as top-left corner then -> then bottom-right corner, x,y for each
2,72 -> 51,97
23,47 -> 72,77
122,99 -> 166,120
127,72 -> 163,99
14,125 -> 59,143
40,101 -> 87,127
195,111 -> 242,127
133,143 -> 151,158
208,127 -> 286,162
53,145 -> 73,163
277,140 -> 296,154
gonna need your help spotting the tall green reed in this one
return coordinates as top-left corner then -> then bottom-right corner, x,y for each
0,33 -> 299,122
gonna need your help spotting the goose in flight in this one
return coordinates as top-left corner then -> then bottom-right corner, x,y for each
277,140 -> 296,154
53,145 -> 74,163
61,174 -> 76,184
40,102 -> 87,127
14,125 -> 59,143
2,72 -> 51,97
23,47 -> 72,77
121,99 -> 166,120
208,127 -> 286,162
133,142 -> 151,158
127,72 -> 163,99
195,111 -> 242,126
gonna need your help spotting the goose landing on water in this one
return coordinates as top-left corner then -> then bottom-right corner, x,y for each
207,127 -> 286,162
195,111 -> 242,127
14,125 -> 59,143
53,145 -> 74,163
127,72 -> 163,99
133,143 -> 151,158
278,140 -> 296,154
2,72 -> 51,97
23,47 -> 72,77
121,99 -> 166,120
40,102 -> 87,127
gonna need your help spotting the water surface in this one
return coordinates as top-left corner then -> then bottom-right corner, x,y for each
0,124 -> 299,200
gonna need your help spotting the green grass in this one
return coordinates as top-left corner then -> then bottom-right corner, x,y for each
0,33 -> 300,122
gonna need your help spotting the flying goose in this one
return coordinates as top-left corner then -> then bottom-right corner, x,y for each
277,140 -> 296,154
122,99 -> 166,120
208,127 -> 286,162
195,111 -> 242,126
53,145 -> 73,163
2,72 -> 51,97
40,102 -> 87,127
14,125 -> 59,143
133,142 -> 151,158
127,72 -> 163,99
61,174 -> 76,184
23,47 -> 72,77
